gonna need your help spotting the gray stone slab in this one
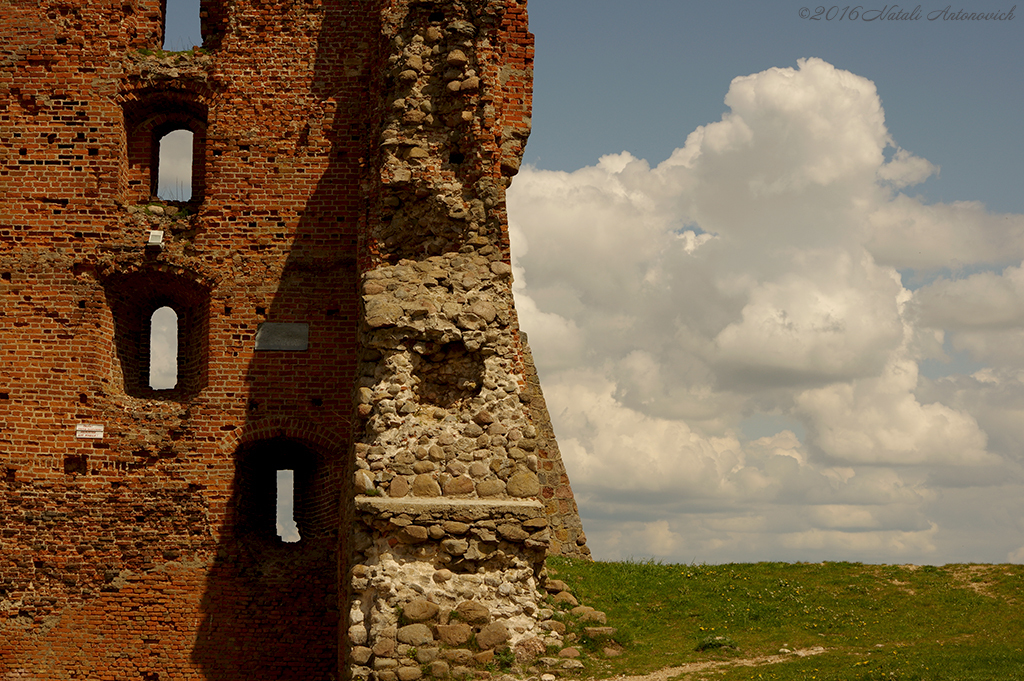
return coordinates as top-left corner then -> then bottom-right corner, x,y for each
356,496 -> 543,520
255,322 -> 309,351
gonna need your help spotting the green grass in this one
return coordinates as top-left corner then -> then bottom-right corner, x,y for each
545,558 -> 1024,680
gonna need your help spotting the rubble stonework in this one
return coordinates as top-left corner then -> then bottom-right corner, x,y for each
0,0 -> 586,679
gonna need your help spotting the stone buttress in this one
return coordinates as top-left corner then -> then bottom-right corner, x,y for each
347,1 -> 589,678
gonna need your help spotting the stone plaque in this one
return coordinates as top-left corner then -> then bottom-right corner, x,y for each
255,322 -> 309,351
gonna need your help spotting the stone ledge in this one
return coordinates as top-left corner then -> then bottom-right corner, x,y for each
356,496 -> 543,520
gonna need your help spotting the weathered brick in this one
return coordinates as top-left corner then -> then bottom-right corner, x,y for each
0,1 -> 588,679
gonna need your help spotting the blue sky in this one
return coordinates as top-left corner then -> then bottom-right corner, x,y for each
162,2 -> 1024,564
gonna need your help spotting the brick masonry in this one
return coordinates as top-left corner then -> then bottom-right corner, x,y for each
0,1 -> 587,679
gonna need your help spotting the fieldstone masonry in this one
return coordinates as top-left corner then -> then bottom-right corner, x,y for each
1,0 -> 587,679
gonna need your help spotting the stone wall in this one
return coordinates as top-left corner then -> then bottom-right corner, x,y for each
348,498 -> 549,679
0,1 -> 585,678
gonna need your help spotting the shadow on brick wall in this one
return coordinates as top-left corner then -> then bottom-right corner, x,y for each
189,2 -> 379,677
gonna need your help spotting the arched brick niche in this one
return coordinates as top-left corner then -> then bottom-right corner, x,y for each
234,437 -> 339,546
102,268 -> 211,400
193,433 -> 341,677
121,88 -> 209,204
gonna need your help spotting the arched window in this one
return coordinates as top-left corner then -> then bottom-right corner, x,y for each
121,90 -> 208,205
103,269 -> 210,399
157,129 -> 194,201
277,469 -> 301,543
150,306 -> 179,389
236,439 -> 332,546
163,0 -> 202,51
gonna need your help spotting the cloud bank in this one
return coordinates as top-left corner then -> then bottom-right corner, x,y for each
508,58 -> 1024,564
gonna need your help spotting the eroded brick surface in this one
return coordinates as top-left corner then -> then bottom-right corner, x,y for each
1,1 -> 585,678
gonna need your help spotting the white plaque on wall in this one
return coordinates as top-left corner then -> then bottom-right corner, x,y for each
75,424 -> 104,439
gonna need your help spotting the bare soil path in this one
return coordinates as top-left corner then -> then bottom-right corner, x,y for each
593,646 -> 827,681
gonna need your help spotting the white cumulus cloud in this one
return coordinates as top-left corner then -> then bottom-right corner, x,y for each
509,58 -> 1024,564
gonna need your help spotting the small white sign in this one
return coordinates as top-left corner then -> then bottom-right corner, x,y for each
148,230 -> 164,245
75,424 -> 104,439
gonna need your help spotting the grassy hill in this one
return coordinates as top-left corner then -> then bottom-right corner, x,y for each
543,557 -> 1024,680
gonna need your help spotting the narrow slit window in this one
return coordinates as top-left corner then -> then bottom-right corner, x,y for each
277,469 -> 300,543
157,129 -> 193,201
150,306 -> 178,389
163,0 -> 202,51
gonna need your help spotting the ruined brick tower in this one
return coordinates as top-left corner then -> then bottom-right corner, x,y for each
0,1 -> 588,678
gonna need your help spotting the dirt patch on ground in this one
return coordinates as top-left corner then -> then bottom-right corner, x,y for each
887,579 -> 916,595
948,565 -> 1012,601
595,646 -> 827,681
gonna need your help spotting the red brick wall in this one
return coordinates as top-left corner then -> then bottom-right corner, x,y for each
1,0 -> 375,677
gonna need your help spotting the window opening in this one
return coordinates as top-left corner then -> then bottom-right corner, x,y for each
106,270 -> 209,397
163,0 -> 202,51
157,129 -> 193,201
277,469 -> 300,543
150,306 -> 178,389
